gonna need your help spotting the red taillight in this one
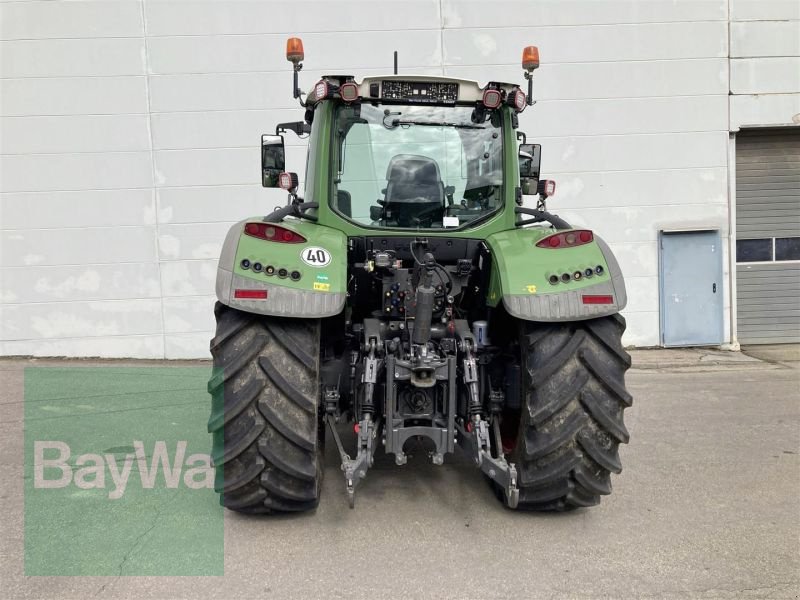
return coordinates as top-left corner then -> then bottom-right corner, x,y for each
482,88 -> 502,109
234,289 -> 268,299
582,295 -> 614,305
243,222 -> 306,244
536,229 -> 594,249
340,82 -> 359,102
314,80 -> 329,100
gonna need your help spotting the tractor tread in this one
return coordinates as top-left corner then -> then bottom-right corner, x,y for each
208,302 -> 322,514
265,321 -> 317,370
522,409 -> 588,461
215,450 -> 266,494
207,375 -> 263,432
504,315 -> 631,512
579,389 -> 630,444
258,355 -> 316,414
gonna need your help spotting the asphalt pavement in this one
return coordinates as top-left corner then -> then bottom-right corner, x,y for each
1,346 -> 798,599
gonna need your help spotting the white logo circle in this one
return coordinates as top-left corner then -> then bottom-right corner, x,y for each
300,246 -> 331,267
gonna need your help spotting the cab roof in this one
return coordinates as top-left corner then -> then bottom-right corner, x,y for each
306,74 -> 523,105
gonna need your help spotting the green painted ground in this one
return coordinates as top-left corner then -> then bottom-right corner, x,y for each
24,367 -> 223,576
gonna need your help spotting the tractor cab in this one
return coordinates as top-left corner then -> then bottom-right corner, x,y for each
260,39 -> 557,234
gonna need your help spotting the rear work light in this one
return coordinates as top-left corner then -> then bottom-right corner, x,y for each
339,82 -> 359,102
278,171 -> 299,191
508,88 -> 526,112
582,295 -> 614,305
536,229 -> 594,249
234,289 -> 268,300
482,88 -> 502,109
243,222 -> 307,244
314,80 -> 330,100
538,179 -> 556,197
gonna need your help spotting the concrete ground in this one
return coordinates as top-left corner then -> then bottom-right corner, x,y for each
1,347 -> 798,599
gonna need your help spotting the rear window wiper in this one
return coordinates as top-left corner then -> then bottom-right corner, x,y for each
387,119 -> 486,130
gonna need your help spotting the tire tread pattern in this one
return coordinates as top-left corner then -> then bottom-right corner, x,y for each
208,302 -> 321,514
512,314 -> 631,511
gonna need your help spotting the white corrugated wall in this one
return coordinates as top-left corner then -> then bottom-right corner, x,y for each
1,0 -> 798,357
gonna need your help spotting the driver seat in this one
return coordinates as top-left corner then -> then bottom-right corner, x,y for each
383,155 -> 445,226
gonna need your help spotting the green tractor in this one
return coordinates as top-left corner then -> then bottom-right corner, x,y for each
208,39 -> 632,512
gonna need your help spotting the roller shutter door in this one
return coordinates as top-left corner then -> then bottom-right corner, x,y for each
736,128 -> 800,344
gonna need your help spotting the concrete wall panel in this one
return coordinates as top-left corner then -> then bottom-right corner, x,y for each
0,115 -> 151,154
0,1 -> 144,40
0,38 -> 146,78
0,152 -> 154,193
0,189 -> 155,229
0,77 -> 149,117
0,264 -> 162,304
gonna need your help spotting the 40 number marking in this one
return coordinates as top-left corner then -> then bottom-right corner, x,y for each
301,246 -> 331,267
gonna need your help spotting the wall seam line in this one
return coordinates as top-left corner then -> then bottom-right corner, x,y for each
138,0 -> 168,359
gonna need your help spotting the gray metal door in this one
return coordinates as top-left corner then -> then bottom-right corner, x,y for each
736,127 -> 800,344
660,230 -> 724,346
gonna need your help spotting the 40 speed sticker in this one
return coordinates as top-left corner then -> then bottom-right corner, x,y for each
301,246 -> 331,267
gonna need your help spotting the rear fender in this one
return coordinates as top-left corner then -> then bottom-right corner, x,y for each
485,228 -> 627,321
216,219 -> 347,317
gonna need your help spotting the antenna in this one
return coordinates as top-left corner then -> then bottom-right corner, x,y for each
394,51 -> 398,75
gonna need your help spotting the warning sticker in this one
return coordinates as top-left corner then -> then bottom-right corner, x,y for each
313,282 -> 331,291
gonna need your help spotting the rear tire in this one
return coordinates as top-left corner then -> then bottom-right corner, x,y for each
207,302 -> 323,514
502,314 -> 632,511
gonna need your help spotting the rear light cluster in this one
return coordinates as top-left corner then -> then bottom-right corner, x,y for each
244,222 -> 306,243
536,230 -> 593,249
548,265 -> 605,285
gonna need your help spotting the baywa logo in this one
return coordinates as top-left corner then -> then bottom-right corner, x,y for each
33,440 -> 213,500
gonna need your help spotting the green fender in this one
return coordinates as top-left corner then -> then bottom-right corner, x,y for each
485,228 -> 627,321
215,218 -> 347,318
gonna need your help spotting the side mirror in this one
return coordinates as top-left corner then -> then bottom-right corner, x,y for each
519,143 -> 541,180
261,134 -> 286,188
